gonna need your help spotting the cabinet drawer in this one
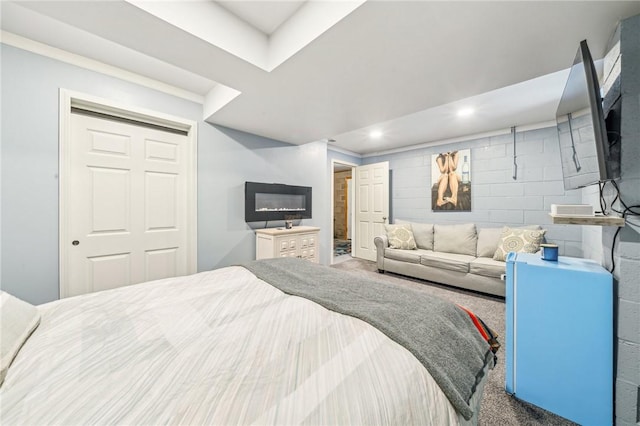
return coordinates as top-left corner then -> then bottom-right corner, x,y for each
300,235 -> 316,248
305,248 -> 316,258
278,238 -> 297,253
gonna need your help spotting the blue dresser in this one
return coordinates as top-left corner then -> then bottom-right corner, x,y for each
505,252 -> 613,426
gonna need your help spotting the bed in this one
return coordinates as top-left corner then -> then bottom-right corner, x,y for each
1,258 -> 497,425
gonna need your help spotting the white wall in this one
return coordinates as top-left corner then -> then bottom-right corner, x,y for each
0,44 -> 328,304
198,126 -> 328,272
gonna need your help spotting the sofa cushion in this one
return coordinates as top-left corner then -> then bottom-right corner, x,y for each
493,227 -> 547,261
433,223 -> 477,256
419,251 -> 475,273
396,220 -> 434,250
476,225 -> 541,258
385,248 -> 424,264
470,257 -> 507,279
476,228 -> 504,258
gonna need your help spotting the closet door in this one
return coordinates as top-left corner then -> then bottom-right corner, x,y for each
64,112 -> 190,297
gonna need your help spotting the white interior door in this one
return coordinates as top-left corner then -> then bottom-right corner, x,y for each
354,162 -> 389,261
65,112 -> 191,297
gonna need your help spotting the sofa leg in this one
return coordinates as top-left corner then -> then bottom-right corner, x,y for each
378,269 -> 385,274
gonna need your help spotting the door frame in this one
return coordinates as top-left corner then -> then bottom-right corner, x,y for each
58,89 -> 198,298
330,159 -> 357,264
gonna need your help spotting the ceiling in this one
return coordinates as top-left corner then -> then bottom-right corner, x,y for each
2,1 -> 640,156
216,1 -> 306,35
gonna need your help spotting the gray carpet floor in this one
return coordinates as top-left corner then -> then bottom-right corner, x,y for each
331,258 -> 577,426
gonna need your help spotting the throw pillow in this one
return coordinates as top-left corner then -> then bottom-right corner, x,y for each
477,225 -> 542,258
493,227 -> 547,261
385,223 -> 417,250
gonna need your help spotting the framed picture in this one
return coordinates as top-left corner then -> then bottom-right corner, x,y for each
431,149 -> 471,211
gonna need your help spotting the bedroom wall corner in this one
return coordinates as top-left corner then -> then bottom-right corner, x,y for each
197,127 -> 329,270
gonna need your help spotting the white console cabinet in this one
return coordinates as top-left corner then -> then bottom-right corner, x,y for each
255,226 -> 320,263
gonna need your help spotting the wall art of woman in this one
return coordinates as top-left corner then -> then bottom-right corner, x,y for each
431,149 -> 471,211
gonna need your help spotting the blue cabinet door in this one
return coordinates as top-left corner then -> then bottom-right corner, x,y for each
505,252 -> 612,426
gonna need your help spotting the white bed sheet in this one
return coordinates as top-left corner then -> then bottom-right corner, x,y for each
1,266 -> 472,425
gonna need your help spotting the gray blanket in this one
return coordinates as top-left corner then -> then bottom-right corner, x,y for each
241,257 -> 494,421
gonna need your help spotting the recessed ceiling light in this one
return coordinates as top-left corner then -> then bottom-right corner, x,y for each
457,107 -> 475,117
370,130 -> 383,139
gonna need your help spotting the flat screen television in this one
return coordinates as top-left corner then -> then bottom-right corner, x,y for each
556,39 -> 620,190
245,182 -> 312,222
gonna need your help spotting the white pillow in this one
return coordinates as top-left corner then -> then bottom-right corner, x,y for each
385,223 -> 417,250
1,291 -> 41,386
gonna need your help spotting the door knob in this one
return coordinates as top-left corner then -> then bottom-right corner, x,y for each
72,240 -> 79,246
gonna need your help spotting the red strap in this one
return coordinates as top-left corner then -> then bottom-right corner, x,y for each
457,304 -> 490,341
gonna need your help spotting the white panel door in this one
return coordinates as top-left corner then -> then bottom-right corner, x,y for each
354,162 -> 389,261
66,113 -> 190,297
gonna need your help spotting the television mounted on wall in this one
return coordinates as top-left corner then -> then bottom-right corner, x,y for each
556,39 -> 620,190
245,182 -> 312,222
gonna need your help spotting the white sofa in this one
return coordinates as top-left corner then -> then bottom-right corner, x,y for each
374,222 -> 544,297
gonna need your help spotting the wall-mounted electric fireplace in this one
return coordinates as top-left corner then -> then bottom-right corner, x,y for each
245,182 -> 312,222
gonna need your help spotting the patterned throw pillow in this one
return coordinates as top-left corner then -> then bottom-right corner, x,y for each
493,227 -> 546,261
385,223 -> 417,250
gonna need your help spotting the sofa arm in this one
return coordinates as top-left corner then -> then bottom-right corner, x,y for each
374,235 -> 388,272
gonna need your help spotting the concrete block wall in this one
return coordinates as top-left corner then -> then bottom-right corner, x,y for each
365,126 -> 584,256
612,14 -> 640,426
